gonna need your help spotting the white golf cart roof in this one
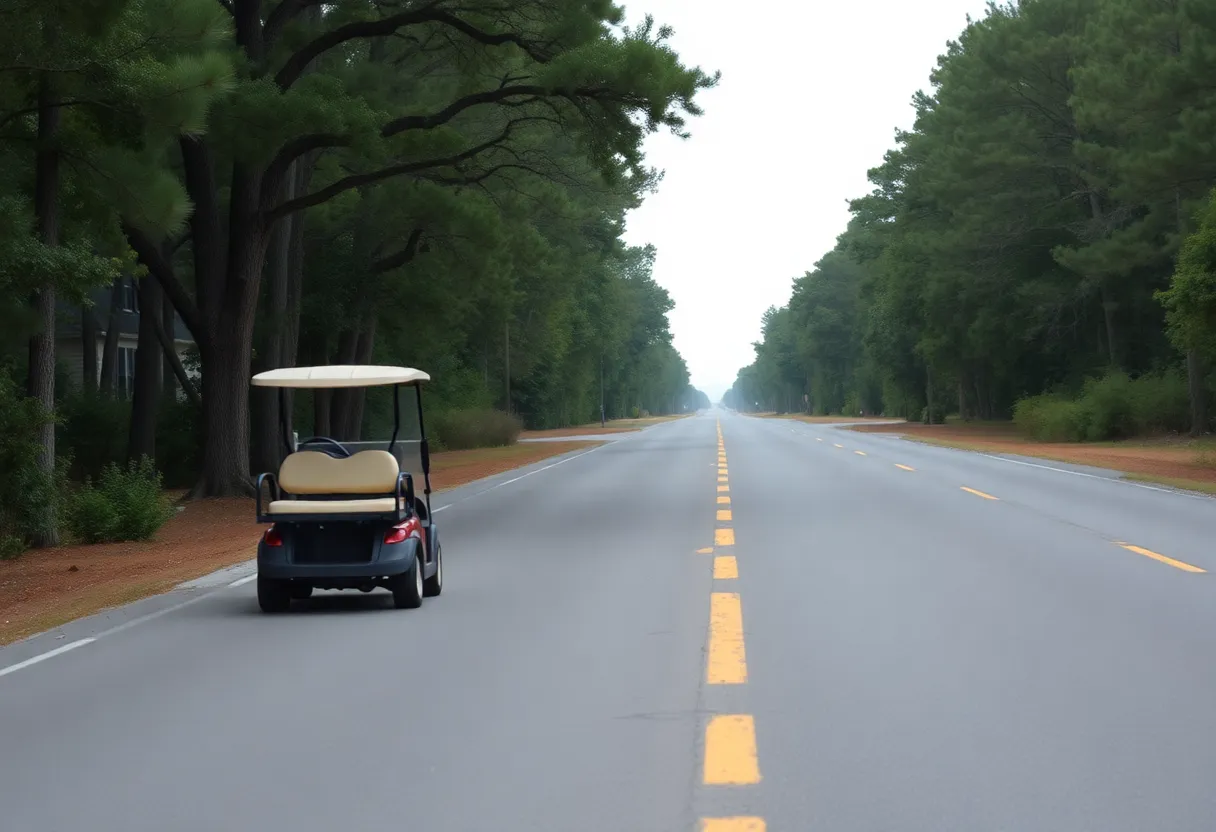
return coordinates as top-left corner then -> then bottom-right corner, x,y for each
252,365 -> 430,388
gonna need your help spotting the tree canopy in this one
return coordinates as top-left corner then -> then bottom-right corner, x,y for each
0,0 -> 713,551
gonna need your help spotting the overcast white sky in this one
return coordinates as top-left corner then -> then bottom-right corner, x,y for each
621,0 -> 993,402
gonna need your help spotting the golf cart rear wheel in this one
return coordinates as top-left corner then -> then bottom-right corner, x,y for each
390,554 -> 424,609
423,544 -> 443,597
258,575 -> 292,613
289,582 -> 313,600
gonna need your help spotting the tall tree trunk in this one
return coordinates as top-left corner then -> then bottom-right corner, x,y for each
188,154 -> 269,497
314,388 -> 333,438
276,154 -> 314,447
1187,348 -> 1207,437
27,65 -> 62,547
161,289 -> 176,401
1100,287 -> 1118,368
99,279 -> 122,396
81,306 -> 98,395
194,328 -> 258,497
339,312 -> 378,441
253,159 -> 298,474
328,327 -> 361,440
924,366 -> 935,425
127,277 -> 163,463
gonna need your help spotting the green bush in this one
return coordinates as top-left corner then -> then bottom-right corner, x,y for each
1013,394 -> 1090,441
58,393 -> 129,481
69,457 -> 174,544
921,401 -> 949,424
1013,370 -> 1191,442
432,408 -> 522,451
0,366 -> 61,558
1123,370 -> 1190,435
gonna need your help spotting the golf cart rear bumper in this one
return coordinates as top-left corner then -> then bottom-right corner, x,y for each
257,538 -> 418,580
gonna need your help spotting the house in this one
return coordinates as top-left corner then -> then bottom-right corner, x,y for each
56,276 -> 197,399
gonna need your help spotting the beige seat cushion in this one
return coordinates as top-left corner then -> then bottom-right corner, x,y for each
267,497 -> 398,515
278,450 -> 400,495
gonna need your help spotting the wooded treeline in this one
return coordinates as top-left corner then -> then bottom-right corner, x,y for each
0,0 -> 714,552
724,0 -> 1216,438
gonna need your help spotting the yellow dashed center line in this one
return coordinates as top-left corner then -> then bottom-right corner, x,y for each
895,464 -> 914,471
707,592 -> 747,683
960,486 -> 998,500
703,819 -> 766,832
1117,542 -> 1206,573
703,715 -> 760,784
833,443 -> 844,448
705,422 -> 762,827
854,450 -> 866,456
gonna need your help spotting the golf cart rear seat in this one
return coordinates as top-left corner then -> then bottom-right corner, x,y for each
266,450 -> 406,516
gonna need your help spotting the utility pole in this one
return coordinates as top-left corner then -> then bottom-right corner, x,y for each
600,354 -> 605,427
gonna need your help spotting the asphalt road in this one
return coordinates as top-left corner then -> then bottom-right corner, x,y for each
3,410 -> 1216,831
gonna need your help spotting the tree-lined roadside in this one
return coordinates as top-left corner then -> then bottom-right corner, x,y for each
724,0 -> 1216,449
0,438 -> 600,645
1,1 -> 715,558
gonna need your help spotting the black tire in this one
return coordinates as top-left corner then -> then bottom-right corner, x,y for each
423,544 -> 443,597
390,552 -> 424,609
289,582 -> 313,600
258,574 -> 292,613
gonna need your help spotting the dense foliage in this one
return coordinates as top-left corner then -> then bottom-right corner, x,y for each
725,0 -> 1216,438
1,0 -> 713,550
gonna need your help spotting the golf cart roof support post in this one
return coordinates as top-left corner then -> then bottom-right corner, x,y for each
416,382 -> 433,503
278,387 -> 293,456
388,384 -> 401,453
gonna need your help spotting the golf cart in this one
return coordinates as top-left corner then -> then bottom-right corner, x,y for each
251,365 -> 442,613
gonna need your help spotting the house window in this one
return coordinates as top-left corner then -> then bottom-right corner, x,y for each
116,345 -> 137,398
119,278 -> 139,313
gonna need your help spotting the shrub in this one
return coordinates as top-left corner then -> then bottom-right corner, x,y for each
921,401 -> 949,424
1078,372 -> 1138,441
0,366 -> 60,557
69,457 -> 174,544
1018,395 -> 1090,441
432,408 -> 522,451
1013,369 -> 1191,442
1125,370 -> 1190,435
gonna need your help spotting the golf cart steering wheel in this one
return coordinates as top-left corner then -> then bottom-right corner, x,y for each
296,436 -> 352,458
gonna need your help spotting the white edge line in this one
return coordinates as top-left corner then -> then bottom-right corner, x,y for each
861,430 -> 1209,500
972,451 -> 1206,498
0,638 -> 95,678
429,444 -> 606,514
229,573 -> 257,588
